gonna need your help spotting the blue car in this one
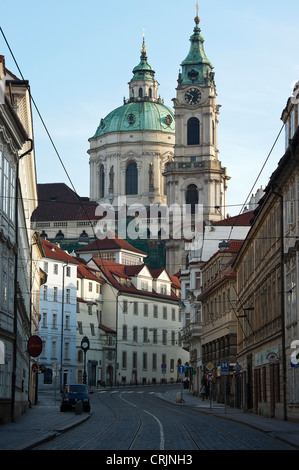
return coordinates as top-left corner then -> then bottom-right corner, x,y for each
60,384 -> 91,412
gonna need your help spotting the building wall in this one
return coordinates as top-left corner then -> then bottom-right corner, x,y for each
39,258 -> 77,390
234,195 -> 284,418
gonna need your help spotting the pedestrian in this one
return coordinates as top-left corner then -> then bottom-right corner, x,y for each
200,384 -> 206,401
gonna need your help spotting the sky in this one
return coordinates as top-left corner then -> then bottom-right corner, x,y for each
0,0 -> 298,216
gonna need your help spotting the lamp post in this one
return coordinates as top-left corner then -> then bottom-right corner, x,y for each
81,336 -> 90,385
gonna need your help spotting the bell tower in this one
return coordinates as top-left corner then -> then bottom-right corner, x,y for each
164,6 -> 230,273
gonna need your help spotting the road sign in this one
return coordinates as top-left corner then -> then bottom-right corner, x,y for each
206,362 -> 214,371
27,335 -> 42,358
206,371 -> 215,382
178,365 -> 185,373
162,369 -> 166,374
161,363 -> 167,369
220,360 -> 229,375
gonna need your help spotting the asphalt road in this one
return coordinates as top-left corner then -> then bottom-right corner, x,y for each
33,385 -> 295,451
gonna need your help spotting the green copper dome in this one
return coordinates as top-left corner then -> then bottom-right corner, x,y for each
92,101 -> 175,138
91,35 -> 175,139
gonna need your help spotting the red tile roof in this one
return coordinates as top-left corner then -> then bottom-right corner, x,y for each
75,231 -> 147,256
41,238 -> 80,264
77,263 -> 105,282
90,258 -> 180,301
213,211 -> 254,227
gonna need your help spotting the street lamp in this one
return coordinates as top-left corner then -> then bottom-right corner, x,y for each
81,336 -> 90,385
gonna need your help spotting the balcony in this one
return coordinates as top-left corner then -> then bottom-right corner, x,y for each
181,320 -> 203,350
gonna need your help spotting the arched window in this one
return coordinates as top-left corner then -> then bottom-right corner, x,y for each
99,165 -> 105,198
187,117 -> 200,145
139,87 -> 143,98
186,184 -> 198,214
148,88 -> 152,98
126,162 -> 138,195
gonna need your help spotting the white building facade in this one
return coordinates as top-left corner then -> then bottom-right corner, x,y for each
38,239 -> 78,390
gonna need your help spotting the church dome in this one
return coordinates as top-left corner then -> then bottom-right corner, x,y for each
91,35 -> 175,140
92,100 -> 175,138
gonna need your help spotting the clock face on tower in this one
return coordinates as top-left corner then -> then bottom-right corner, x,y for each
184,87 -> 201,105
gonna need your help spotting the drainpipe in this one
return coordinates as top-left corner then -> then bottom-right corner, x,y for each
11,138 -> 33,421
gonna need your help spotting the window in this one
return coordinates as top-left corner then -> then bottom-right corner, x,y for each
186,184 -> 198,214
133,352 -> 137,369
139,87 -> 143,98
53,287 -> 58,302
143,327 -> 148,343
122,351 -> 127,369
90,323 -> 95,336
162,330 -> 167,345
143,352 -> 147,370
172,308 -> 176,321
89,282 -> 92,292
144,303 -> 148,317
126,161 -> 138,195
152,353 -> 157,371
44,261 -> 48,273
77,322 -> 83,334
133,302 -> 138,315
3,157 -> 9,215
52,311 -> 57,329
43,285 -> 48,301
122,324 -> 127,340
153,305 -> 158,318
99,165 -> 105,198
187,117 -> 200,145
163,307 -> 167,319
153,328 -> 157,344
65,314 -> 70,329
53,264 -> 58,275
51,340 -> 57,359
133,326 -> 138,342
171,331 -> 175,345
66,288 -> 71,303
66,266 -> 71,277
123,300 -> 128,313
42,311 -> 47,328
141,281 -> 148,291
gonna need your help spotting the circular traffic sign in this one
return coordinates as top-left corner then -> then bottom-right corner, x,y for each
161,363 -> 167,369
206,371 -> 215,382
178,365 -> 185,373
27,335 -> 42,358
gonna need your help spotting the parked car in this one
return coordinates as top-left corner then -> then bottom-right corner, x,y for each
60,384 -> 91,412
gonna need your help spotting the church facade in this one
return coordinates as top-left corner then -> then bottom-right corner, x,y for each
88,9 -> 229,274
88,36 -> 175,210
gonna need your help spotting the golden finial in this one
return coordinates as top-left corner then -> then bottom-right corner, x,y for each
141,28 -> 147,54
195,2 -> 200,24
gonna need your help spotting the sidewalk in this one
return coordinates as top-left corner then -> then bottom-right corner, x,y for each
0,390 -> 90,450
1,387 -> 299,450
157,388 -> 299,449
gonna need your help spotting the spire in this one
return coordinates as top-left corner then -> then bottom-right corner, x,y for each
179,6 -> 214,86
130,30 -> 156,83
